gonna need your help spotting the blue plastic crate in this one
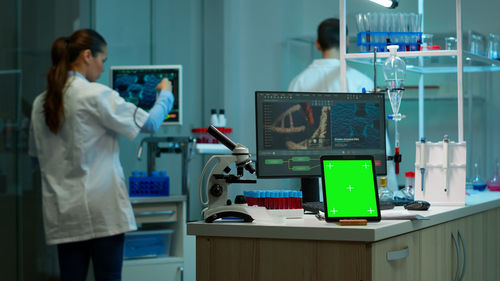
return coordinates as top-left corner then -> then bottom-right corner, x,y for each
123,229 -> 173,259
357,32 -> 422,52
129,175 -> 170,197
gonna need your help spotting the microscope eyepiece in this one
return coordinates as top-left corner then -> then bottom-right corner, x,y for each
207,125 -> 236,151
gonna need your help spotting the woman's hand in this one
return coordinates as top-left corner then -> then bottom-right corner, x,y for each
156,78 -> 172,92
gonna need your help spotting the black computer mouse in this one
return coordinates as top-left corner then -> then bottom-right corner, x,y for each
404,200 -> 430,211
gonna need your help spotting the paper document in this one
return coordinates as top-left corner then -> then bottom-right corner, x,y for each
381,210 -> 429,220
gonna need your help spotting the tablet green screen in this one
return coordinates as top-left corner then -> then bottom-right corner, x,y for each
322,159 -> 379,218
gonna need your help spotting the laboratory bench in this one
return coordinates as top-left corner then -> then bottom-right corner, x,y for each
187,191 -> 500,281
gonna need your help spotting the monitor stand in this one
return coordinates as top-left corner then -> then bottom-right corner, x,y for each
301,177 -> 320,202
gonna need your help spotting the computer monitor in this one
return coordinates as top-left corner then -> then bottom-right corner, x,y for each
110,65 -> 182,125
255,91 -> 387,201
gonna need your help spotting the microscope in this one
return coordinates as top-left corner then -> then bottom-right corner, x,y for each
199,125 -> 256,223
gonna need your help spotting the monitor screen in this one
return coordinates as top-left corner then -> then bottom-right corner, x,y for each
255,91 -> 387,178
110,65 -> 182,125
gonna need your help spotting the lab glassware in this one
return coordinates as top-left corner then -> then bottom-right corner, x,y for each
470,34 -> 484,56
383,45 -> 406,118
487,159 -> 500,191
383,45 -> 406,175
378,177 -> 395,209
471,162 -> 487,191
445,37 -> 457,50
487,33 -> 500,60
355,13 -> 365,33
421,34 -> 434,51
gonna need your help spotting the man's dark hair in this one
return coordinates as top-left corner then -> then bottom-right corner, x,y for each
317,18 -> 348,51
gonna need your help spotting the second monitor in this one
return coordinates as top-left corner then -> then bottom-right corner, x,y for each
110,65 -> 182,125
255,91 -> 387,178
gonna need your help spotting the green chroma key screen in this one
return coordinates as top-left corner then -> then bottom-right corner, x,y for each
321,158 -> 380,221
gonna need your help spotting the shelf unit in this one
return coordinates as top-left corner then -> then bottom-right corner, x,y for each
122,137 -> 196,281
339,0 -> 500,182
348,51 -> 500,74
339,0 -> 465,142
123,194 -> 187,281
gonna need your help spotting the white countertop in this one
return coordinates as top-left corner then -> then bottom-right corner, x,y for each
187,190 -> 500,242
130,194 -> 187,204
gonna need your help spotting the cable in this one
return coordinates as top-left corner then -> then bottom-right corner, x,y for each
133,106 -> 142,129
199,155 -> 218,206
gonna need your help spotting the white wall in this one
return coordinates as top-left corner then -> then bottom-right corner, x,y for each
95,0 -> 205,222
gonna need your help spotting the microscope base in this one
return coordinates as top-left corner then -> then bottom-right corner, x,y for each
203,205 -> 254,223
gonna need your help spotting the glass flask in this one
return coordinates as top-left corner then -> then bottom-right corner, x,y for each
487,160 -> 500,191
383,45 -> 406,117
471,162 -> 487,191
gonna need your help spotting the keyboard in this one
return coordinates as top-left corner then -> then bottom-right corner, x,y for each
302,201 -> 325,213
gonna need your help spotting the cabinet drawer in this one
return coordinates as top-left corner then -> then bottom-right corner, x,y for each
123,259 -> 183,281
132,202 -> 178,223
370,231 -> 420,281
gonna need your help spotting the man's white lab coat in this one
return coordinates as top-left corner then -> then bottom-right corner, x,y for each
288,58 -> 399,191
288,58 -> 373,93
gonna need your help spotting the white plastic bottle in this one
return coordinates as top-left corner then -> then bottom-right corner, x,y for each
218,109 -> 227,128
210,109 -> 219,127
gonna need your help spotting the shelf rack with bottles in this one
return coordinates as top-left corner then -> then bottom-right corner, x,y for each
339,0 -> 464,143
347,51 -> 500,74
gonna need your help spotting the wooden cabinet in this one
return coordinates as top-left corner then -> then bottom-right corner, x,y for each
421,207 -> 500,281
196,232 -> 421,281
195,207 -> 500,281
370,231 -> 420,281
420,219 -> 461,280
196,236 -> 370,281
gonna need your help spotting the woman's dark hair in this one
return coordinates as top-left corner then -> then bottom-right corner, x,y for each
44,29 -> 106,133
317,18 -> 348,51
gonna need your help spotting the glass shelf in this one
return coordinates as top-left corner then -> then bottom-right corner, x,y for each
347,51 -> 500,74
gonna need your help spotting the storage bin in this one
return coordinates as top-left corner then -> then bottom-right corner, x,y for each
129,173 -> 170,197
123,229 -> 174,259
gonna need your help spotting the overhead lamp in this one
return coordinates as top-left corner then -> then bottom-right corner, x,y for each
369,0 -> 398,9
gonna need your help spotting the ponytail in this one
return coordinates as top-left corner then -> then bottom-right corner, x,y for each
44,37 -> 69,134
43,29 -> 106,134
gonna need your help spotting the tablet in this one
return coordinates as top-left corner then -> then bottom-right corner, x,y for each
320,155 -> 381,222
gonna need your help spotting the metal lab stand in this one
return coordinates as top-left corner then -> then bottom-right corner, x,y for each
137,136 -> 196,218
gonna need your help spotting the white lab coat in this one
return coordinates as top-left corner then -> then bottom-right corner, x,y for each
288,58 -> 373,93
29,74 -> 149,245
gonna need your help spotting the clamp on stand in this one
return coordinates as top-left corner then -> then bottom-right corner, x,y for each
199,126 -> 256,223
387,113 -> 405,175
387,149 -> 402,175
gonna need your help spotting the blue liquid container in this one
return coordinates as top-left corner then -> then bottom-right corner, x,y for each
471,163 -> 487,192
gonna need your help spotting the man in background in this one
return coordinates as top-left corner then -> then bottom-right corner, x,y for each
289,18 -> 398,200
288,18 -> 372,93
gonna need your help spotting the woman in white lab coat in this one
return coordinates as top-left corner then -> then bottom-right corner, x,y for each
29,29 -> 173,281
